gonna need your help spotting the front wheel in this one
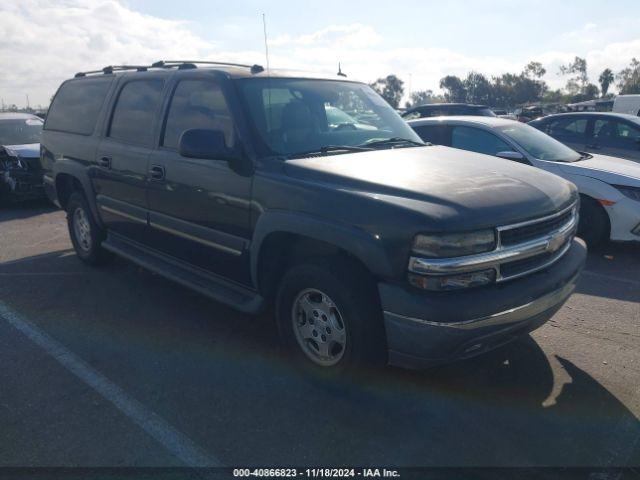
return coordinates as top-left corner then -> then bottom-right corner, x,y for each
578,195 -> 610,248
275,258 -> 386,377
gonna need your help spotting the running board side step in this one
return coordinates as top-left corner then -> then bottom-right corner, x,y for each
102,233 -> 264,314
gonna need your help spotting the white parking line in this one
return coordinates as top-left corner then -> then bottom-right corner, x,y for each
0,301 -> 221,467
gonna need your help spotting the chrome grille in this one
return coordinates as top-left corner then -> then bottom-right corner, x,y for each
496,204 -> 577,281
500,208 -> 573,246
408,202 -> 578,283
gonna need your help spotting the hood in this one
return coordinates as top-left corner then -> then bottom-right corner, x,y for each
284,145 -> 576,229
3,143 -> 40,159
558,153 -> 640,187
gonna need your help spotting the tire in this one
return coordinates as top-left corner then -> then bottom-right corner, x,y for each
275,257 -> 386,377
578,195 -> 610,248
66,191 -> 110,265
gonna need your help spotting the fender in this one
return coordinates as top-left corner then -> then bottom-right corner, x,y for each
52,157 -> 104,228
250,210 -> 395,288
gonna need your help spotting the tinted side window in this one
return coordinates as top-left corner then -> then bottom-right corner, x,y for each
412,125 -> 449,145
595,119 -> 640,142
616,122 -> 640,141
163,80 -> 235,149
45,78 -> 113,135
548,117 -> 587,137
451,126 -> 510,156
109,79 -> 164,145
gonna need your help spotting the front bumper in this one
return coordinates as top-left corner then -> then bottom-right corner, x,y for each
380,238 -> 586,369
1,169 -> 45,200
607,197 -> 640,242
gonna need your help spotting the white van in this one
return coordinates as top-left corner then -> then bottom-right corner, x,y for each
613,95 -> 640,116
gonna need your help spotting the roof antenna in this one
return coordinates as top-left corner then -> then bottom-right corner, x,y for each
263,13 -> 275,146
337,62 -> 347,77
262,13 -> 271,76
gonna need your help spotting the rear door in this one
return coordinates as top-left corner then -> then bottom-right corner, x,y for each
146,75 -> 253,284
93,75 -> 166,243
590,117 -> 640,161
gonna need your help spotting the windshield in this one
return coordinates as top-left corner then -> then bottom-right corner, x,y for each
237,78 -> 423,157
0,118 -> 43,145
498,122 -> 582,162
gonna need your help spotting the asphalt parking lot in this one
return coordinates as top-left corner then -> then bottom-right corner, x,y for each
0,201 -> 638,469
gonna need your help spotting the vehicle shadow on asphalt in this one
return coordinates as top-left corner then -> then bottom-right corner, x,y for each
1,250 -> 638,467
0,199 -> 57,222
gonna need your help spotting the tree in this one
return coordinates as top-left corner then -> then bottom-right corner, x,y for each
523,61 -> 546,79
598,68 -> 614,96
491,72 -> 547,107
617,58 -> 640,95
463,72 -> 493,105
439,75 -> 466,103
369,74 -> 404,108
406,90 -> 444,108
559,56 -> 589,92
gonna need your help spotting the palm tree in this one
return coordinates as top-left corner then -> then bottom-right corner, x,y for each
599,68 -> 614,97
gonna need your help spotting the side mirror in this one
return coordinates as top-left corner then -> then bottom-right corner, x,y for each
496,150 -> 525,161
178,128 -> 238,161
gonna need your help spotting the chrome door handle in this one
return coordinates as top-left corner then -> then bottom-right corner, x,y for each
149,165 -> 165,181
98,156 -> 111,168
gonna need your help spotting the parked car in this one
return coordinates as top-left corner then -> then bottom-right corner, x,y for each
409,116 -> 640,246
325,105 -> 376,131
492,109 -> 518,121
529,112 -> 640,162
42,61 -> 585,373
0,112 -> 45,204
515,105 -> 544,122
613,94 -> 640,116
401,103 -> 495,120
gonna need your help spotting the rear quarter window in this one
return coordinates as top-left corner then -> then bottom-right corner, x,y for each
45,78 -> 113,135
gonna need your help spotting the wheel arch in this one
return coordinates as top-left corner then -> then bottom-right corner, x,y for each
251,211 -> 394,299
53,159 -> 102,227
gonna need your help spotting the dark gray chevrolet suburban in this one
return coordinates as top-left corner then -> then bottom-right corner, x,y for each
41,61 -> 586,374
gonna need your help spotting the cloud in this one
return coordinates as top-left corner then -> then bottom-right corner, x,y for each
1,1 -> 640,107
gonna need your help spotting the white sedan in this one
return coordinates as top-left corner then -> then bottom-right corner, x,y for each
409,116 -> 640,246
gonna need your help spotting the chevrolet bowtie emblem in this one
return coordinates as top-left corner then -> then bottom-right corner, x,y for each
546,232 -> 566,253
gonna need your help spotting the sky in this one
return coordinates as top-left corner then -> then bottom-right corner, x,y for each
1,0 -> 640,107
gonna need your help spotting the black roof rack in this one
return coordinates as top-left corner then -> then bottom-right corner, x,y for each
74,60 -> 264,78
74,65 -> 149,77
153,60 -> 264,74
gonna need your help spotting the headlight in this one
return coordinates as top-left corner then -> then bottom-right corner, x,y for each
412,230 -> 496,258
614,185 -> 640,202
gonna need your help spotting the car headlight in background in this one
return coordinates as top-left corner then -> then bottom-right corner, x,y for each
412,230 -> 496,258
614,185 -> 640,202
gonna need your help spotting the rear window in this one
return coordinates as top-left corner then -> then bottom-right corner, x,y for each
45,78 -> 113,135
109,79 -> 164,146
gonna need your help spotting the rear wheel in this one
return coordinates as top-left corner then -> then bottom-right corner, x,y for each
275,257 -> 386,377
66,191 -> 110,265
578,195 -> 610,248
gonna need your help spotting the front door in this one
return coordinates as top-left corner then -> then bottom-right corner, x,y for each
146,77 -> 253,285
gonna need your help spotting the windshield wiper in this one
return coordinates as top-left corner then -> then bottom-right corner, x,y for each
285,145 -> 373,159
359,137 -> 428,148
